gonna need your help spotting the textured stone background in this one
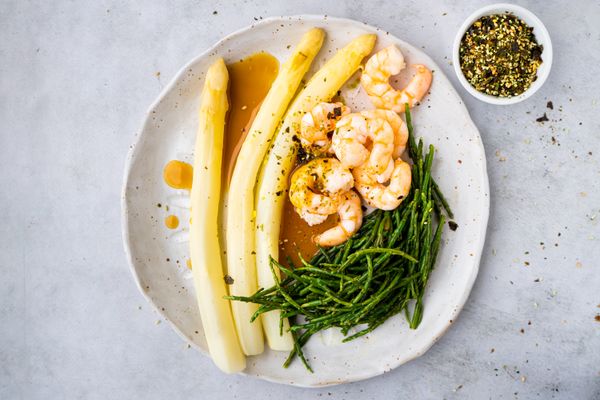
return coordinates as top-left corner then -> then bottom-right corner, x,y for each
1,1 -> 599,399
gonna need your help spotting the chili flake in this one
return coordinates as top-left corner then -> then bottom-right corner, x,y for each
459,13 -> 543,97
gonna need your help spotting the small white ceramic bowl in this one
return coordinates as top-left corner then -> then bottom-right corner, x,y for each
452,3 -> 552,105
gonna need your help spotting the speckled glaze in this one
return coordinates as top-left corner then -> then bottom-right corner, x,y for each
122,15 -> 489,387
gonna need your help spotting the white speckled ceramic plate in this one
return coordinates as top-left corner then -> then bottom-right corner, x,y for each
122,15 -> 489,387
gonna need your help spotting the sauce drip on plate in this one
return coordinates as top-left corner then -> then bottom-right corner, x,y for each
164,215 -> 179,229
163,160 -> 193,190
224,52 -> 279,185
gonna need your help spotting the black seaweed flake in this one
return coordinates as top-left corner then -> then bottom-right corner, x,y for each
536,113 -> 549,122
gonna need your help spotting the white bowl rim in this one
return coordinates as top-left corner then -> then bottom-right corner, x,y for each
452,3 -> 553,105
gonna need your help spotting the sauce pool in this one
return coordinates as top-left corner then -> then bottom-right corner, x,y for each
279,195 -> 338,267
223,52 -> 279,185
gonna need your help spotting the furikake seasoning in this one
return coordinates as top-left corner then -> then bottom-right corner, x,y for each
459,13 -> 543,97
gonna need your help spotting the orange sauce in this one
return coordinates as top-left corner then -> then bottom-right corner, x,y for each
164,215 -> 179,229
225,53 -> 334,267
163,52 -> 323,268
163,160 -> 193,190
163,53 -> 277,190
279,183 -> 338,267
223,52 -> 279,184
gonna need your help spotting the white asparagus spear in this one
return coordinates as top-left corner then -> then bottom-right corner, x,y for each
226,28 -> 325,354
189,58 -> 245,373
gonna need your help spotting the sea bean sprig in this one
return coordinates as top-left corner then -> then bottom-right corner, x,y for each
227,105 -> 452,371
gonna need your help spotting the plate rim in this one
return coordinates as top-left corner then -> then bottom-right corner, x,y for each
121,14 -> 490,387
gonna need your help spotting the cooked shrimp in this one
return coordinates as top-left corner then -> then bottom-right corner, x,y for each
360,109 -> 408,158
353,158 -> 412,210
297,208 -> 328,227
362,117 -> 395,178
314,190 -> 363,247
289,158 -> 354,223
300,102 -> 350,154
331,113 -> 370,168
361,45 -> 432,112
332,113 -> 395,178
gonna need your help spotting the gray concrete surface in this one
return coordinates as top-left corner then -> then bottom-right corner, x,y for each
1,1 -> 599,399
